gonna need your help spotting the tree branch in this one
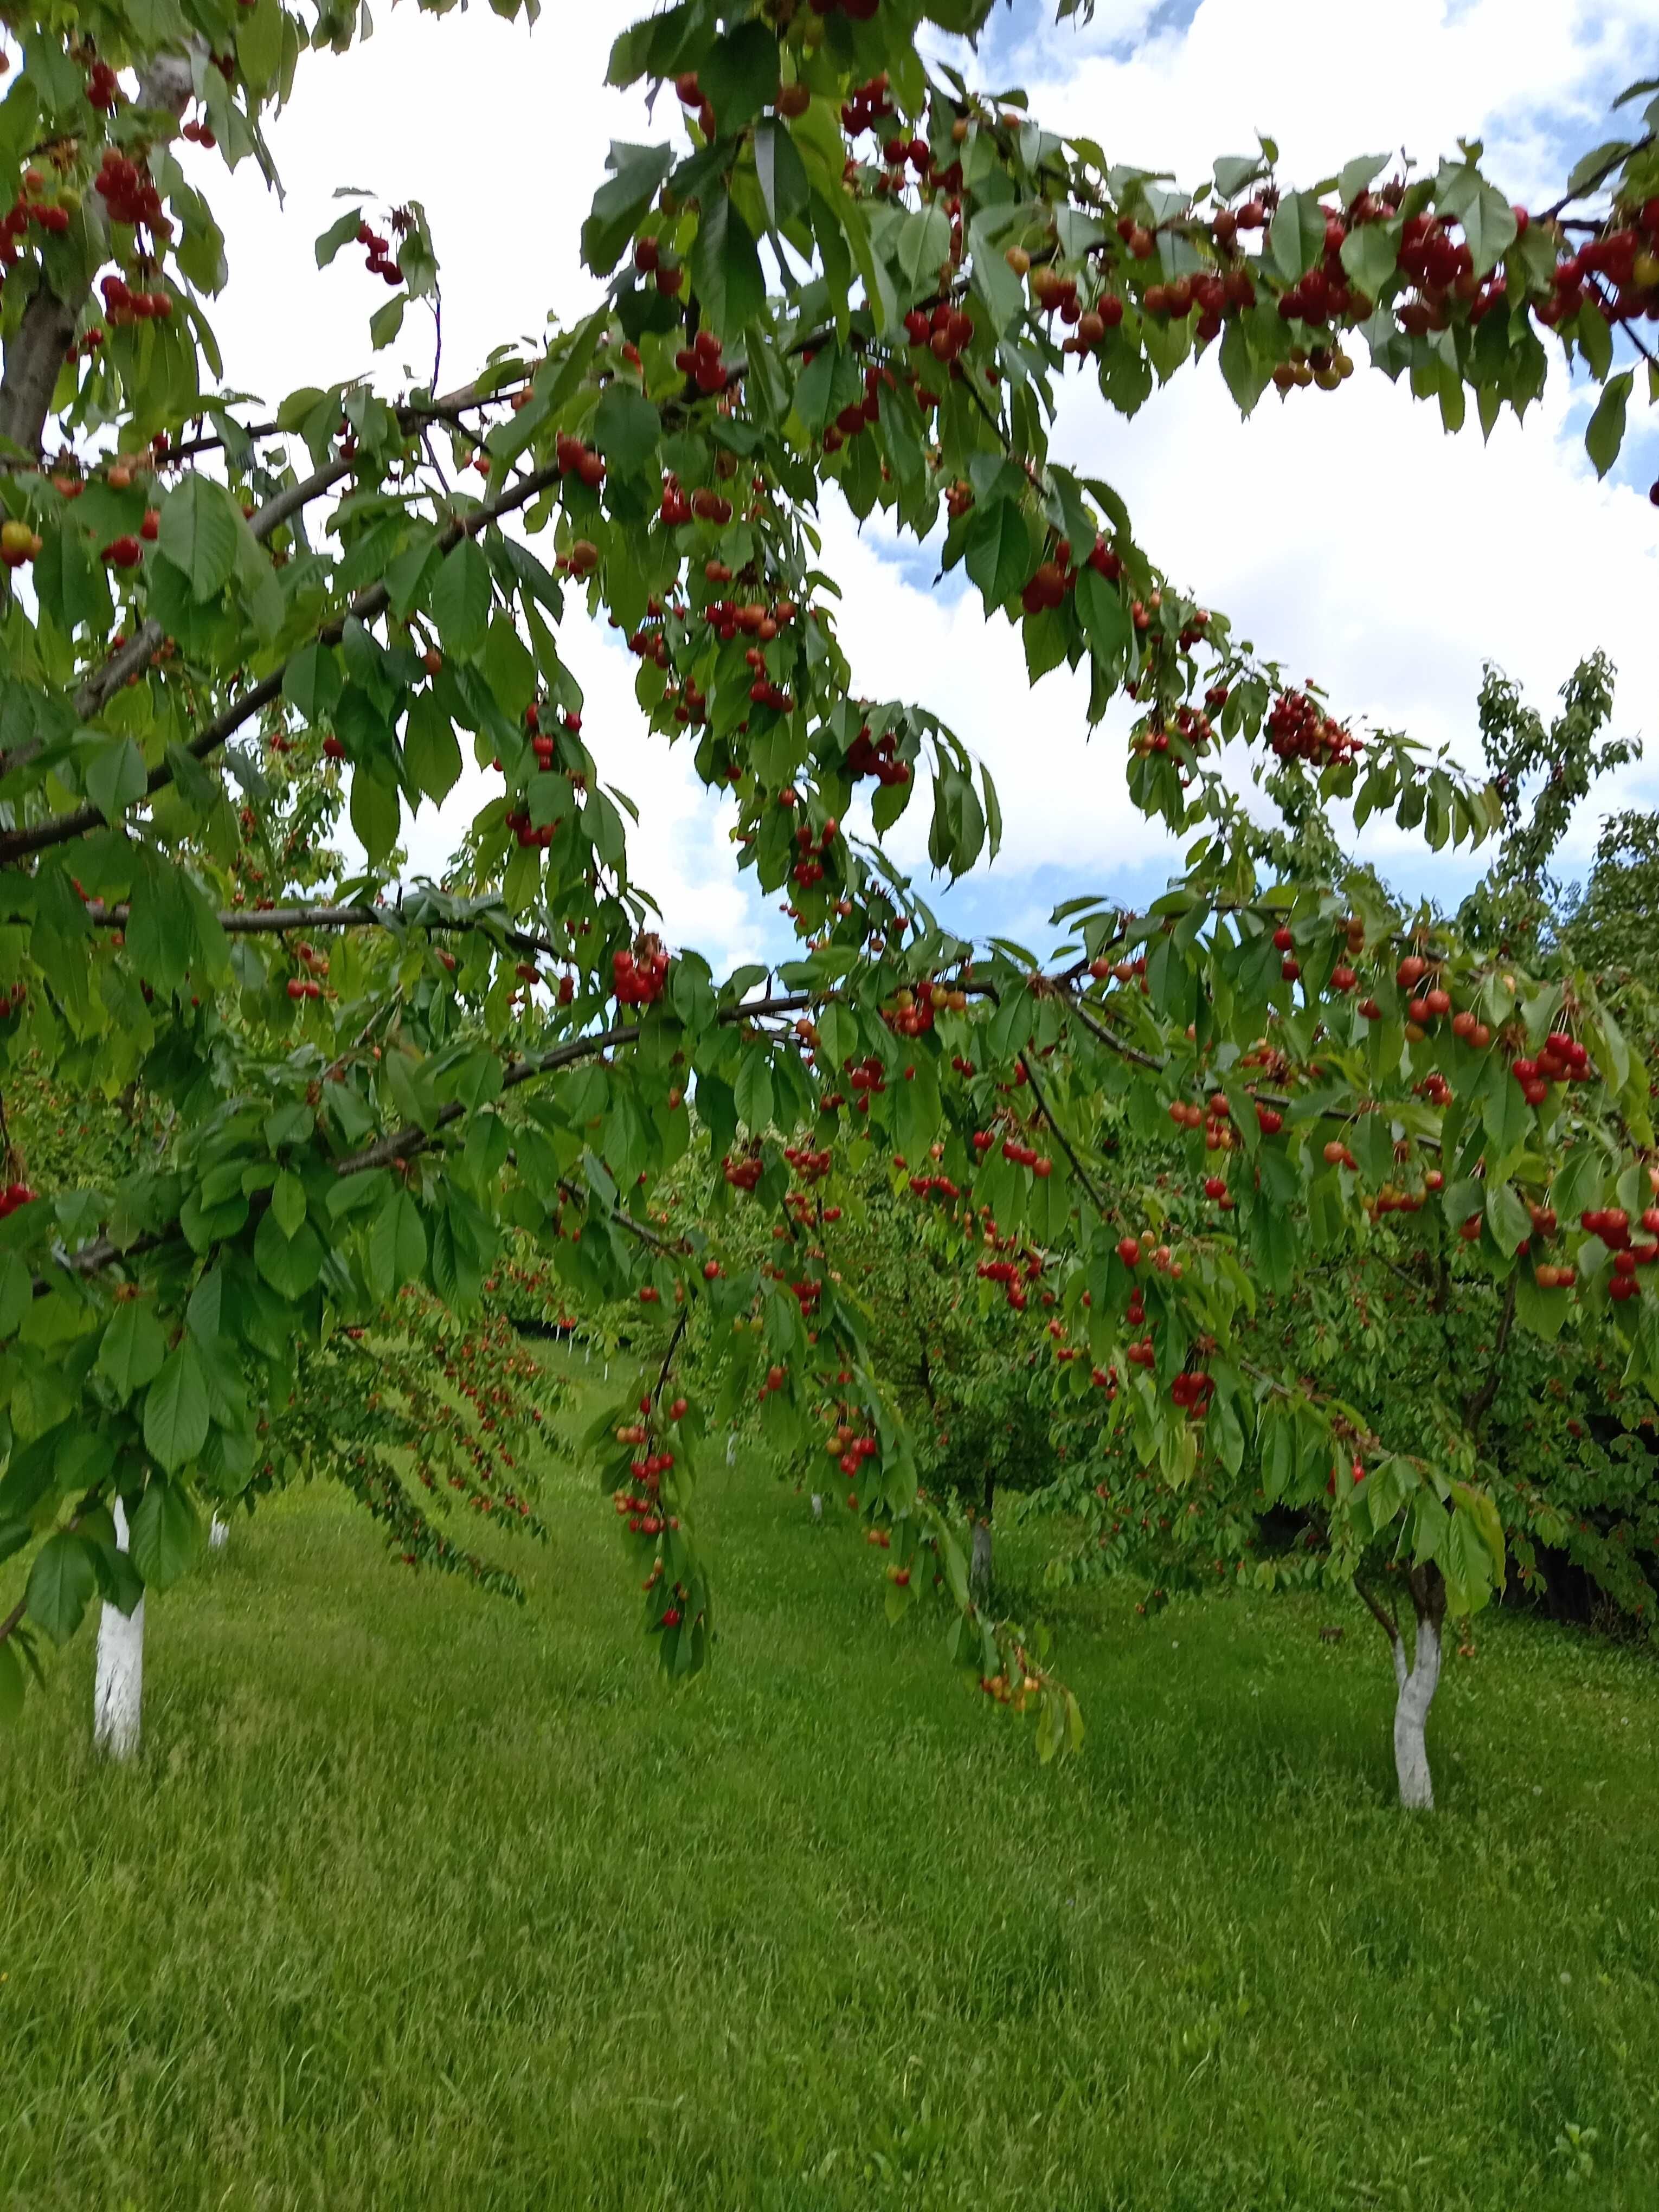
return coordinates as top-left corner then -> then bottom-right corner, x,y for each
82,895 -> 567,964
1461,1271 -> 1517,1439
61,374 -> 533,732
1017,1048 -> 1109,1213
0,454 -> 565,866
1353,1571 -> 1399,1647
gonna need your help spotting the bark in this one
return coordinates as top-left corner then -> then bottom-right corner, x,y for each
969,1468 -> 995,1604
0,57 -> 194,463
1391,1562 -> 1446,1811
0,284 -> 79,460
92,1500 -> 145,1761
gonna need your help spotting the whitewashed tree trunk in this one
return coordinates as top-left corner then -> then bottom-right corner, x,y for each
1390,1564 -> 1445,1811
209,1514 -> 228,1550
969,1468 -> 996,1606
92,1499 -> 144,1761
726,1431 -> 738,1467
810,1491 -> 823,1521
970,1518 -> 993,1603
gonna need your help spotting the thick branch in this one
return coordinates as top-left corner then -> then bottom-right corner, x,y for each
1353,1572 -> 1400,1647
0,284 -> 78,460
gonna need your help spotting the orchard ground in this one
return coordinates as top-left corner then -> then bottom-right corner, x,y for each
3,1347 -> 1657,2212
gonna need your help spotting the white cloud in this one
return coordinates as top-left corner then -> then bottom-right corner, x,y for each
200,0 -> 1659,969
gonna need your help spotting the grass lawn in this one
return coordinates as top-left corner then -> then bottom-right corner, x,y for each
3,1346 -> 1658,2210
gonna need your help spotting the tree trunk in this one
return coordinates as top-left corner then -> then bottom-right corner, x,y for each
209,1514 -> 228,1550
92,1500 -> 144,1761
1391,1562 -> 1445,1810
969,1468 -> 995,1604
0,284 -> 79,460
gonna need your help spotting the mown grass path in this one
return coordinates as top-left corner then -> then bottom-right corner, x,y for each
3,1352 -> 1657,2209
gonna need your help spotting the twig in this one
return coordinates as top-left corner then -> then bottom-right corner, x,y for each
1540,132 -> 1655,222
1461,1271 -> 1517,1438
649,1304 -> 690,1407
1017,1049 -> 1109,1212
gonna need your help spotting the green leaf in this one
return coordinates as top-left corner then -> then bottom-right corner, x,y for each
315,206 -> 364,268
1585,370 -> 1632,479
367,1187 -> 428,1300
158,477 -> 240,602
404,690 -> 462,803
1217,318 -> 1272,415
1339,220 -> 1399,298
754,117 -> 809,234
25,1531 -> 96,1645
350,764 -> 402,864
699,19 -> 778,135
129,1476 -> 201,1592
254,1205 -> 325,1297
1485,1179 -> 1531,1257
894,205 -> 951,301
428,537 -> 493,659
271,1168 -> 307,1238
963,498 -> 1030,607
144,1341 -> 211,1472
284,641 -> 343,723
98,1300 -> 168,1403
83,736 -> 149,824
1337,153 -> 1389,205
581,140 -> 675,276
369,294 -> 406,351
1565,140 -> 1632,200
1074,564 -> 1131,670
734,1049 -> 774,1135
1269,191 -> 1325,283
593,382 -> 660,478
691,187 -> 764,336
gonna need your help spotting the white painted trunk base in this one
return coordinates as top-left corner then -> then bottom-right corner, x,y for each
1391,1609 -> 1442,1811
92,1499 -> 144,1761
208,1514 -> 228,1550
810,1492 -> 824,1522
970,1519 -> 994,1603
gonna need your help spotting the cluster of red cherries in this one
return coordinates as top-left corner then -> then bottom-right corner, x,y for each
1266,689 -> 1361,767
613,937 -> 669,1008
845,724 -> 911,788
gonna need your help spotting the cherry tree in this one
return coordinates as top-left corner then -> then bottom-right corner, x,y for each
0,0 -> 1654,1791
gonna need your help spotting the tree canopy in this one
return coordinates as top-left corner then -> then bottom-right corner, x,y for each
1,0 -> 1655,1792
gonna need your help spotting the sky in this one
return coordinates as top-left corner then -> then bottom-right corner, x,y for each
196,0 -> 1659,975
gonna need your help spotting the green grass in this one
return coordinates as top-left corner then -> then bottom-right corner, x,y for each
4,1349 -> 1659,2210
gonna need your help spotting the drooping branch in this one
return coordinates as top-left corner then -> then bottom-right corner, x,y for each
0,454 -> 565,866
68,373 -> 532,725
